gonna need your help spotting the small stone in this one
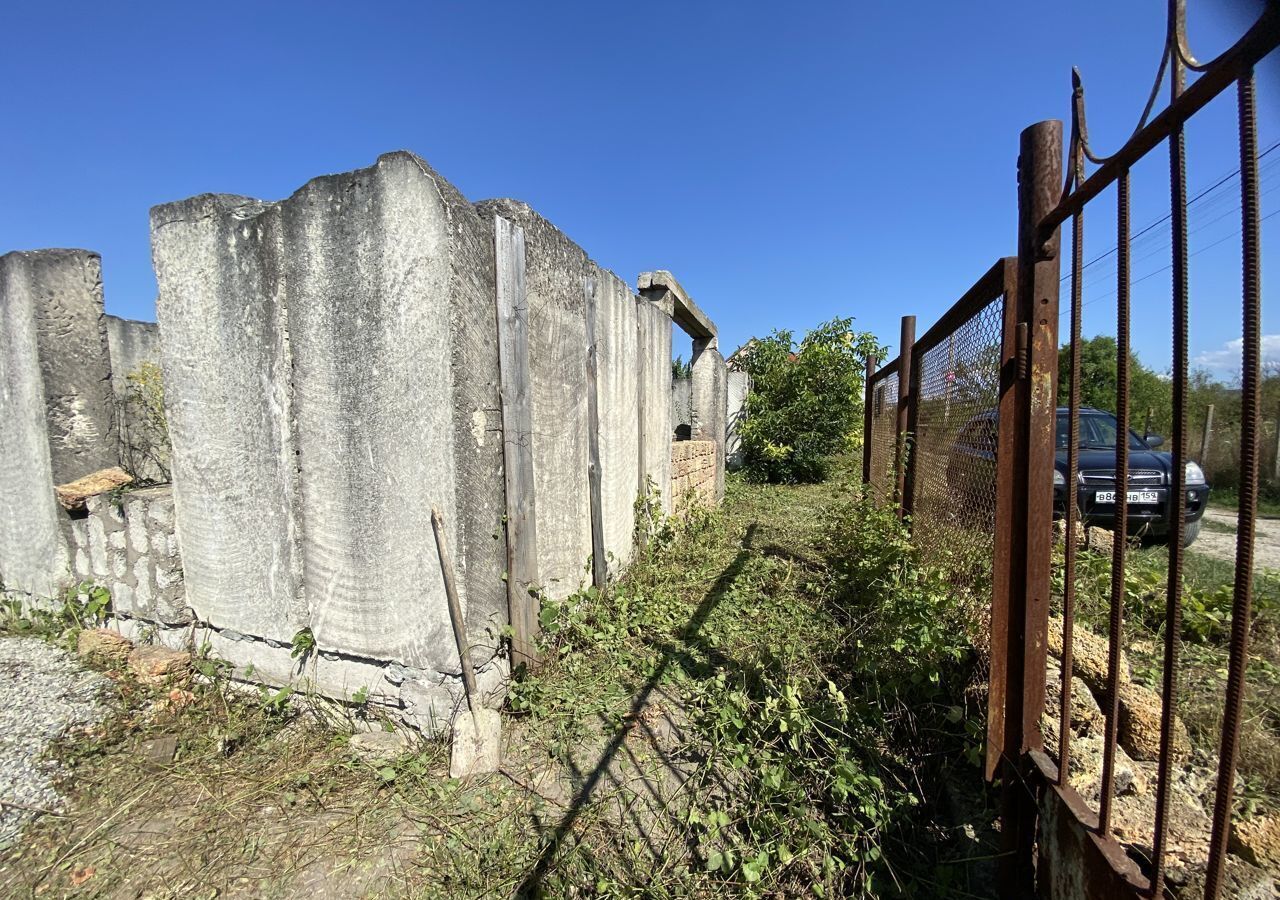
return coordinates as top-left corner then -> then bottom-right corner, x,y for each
53,467 -> 132,511
136,734 -> 178,766
348,729 -> 412,762
1230,816 -> 1280,872
77,628 -> 133,665
127,646 -> 191,683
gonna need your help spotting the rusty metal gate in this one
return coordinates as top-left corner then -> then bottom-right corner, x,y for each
863,3 -> 1280,896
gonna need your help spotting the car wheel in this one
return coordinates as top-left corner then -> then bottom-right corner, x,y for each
1182,519 -> 1202,549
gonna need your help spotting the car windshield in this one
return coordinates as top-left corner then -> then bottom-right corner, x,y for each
1055,413 -> 1149,451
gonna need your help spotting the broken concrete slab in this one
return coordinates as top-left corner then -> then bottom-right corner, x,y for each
450,707 -> 502,779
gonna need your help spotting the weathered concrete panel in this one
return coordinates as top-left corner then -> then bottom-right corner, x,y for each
22,251 -> 118,485
638,302 -> 673,515
726,370 -> 751,469
671,376 -> 692,436
151,195 -> 304,642
0,252 -> 72,597
691,338 -> 727,501
284,152 -> 504,672
476,200 -> 592,601
594,269 -> 640,572
105,315 -> 168,482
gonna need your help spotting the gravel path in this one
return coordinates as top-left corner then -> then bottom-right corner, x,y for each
0,637 -> 109,849
1191,508 -> 1280,569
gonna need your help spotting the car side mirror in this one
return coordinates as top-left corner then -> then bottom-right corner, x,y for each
1146,434 -> 1165,448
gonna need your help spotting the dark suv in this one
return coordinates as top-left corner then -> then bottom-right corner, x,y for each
946,407 -> 1210,547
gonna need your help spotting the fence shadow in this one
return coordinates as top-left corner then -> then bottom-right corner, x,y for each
515,525 -> 759,896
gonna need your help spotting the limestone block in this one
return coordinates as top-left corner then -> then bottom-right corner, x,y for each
450,707 -> 502,778
690,340 -> 727,502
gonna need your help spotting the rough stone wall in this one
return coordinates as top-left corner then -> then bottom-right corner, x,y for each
67,486 -> 187,624
671,441 -> 718,514
726,370 -> 751,469
104,315 -> 168,482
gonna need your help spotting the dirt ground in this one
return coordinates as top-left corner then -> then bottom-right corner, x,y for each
1192,507 -> 1280,569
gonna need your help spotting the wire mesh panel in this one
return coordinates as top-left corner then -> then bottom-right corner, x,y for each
867,370 -> 899,504
910,298 -> 1005,601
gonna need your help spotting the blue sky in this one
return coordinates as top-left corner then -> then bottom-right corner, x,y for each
2,1 -> 1275,379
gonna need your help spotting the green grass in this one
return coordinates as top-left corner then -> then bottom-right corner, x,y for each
1208,484 -> 1280,519
0,460 -> 993,898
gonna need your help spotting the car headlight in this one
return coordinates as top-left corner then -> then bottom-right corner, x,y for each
1054,469 -> 1065,487
1185,461 -> 1206,486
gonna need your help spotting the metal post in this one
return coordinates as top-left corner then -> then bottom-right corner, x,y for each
998,119 -> 1063,898
862,353 -> 877,485
894,316 -> 916,518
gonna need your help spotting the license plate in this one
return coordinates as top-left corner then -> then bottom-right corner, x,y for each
1095,490 -> 1158,505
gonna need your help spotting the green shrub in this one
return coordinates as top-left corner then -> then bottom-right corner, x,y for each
736,318 -> 883,484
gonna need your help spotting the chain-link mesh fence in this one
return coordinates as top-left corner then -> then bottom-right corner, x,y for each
909,298 -> 1005,601
867,371 -> 899,504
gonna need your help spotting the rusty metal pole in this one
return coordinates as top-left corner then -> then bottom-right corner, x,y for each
894,316 -> 916,519
862,353 -> 877,485
998,119 -> 1063,899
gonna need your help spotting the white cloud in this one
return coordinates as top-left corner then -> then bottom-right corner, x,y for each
1194,334 -> 1280,375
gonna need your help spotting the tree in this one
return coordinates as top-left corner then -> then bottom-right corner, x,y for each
1057,336 -> 1171,436
737,317 -> 884,484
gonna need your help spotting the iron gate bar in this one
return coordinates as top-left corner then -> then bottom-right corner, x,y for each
1038,4 -> 1280,242
1151,18 -> 1192,894
1098,169 -> 1132,839
1204,67 -> 1264,900
1058,137 -> 1085,788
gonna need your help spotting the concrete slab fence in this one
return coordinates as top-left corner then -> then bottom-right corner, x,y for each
0,151 -> 730,740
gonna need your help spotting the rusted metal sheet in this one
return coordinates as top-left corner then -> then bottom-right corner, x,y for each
1030,751 -> 1148,899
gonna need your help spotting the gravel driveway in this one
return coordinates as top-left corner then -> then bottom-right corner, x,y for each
1191,508 -> 1280,570
0,637 -> 109,849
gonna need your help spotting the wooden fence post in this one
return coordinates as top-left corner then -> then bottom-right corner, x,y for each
862,353 -> 877,485
494,216 -> 541,669
584,275 -> 607,590
894,316 -> 916,518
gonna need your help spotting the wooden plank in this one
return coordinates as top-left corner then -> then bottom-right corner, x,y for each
494,215 -> 540,668
584,275 -> 607,589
